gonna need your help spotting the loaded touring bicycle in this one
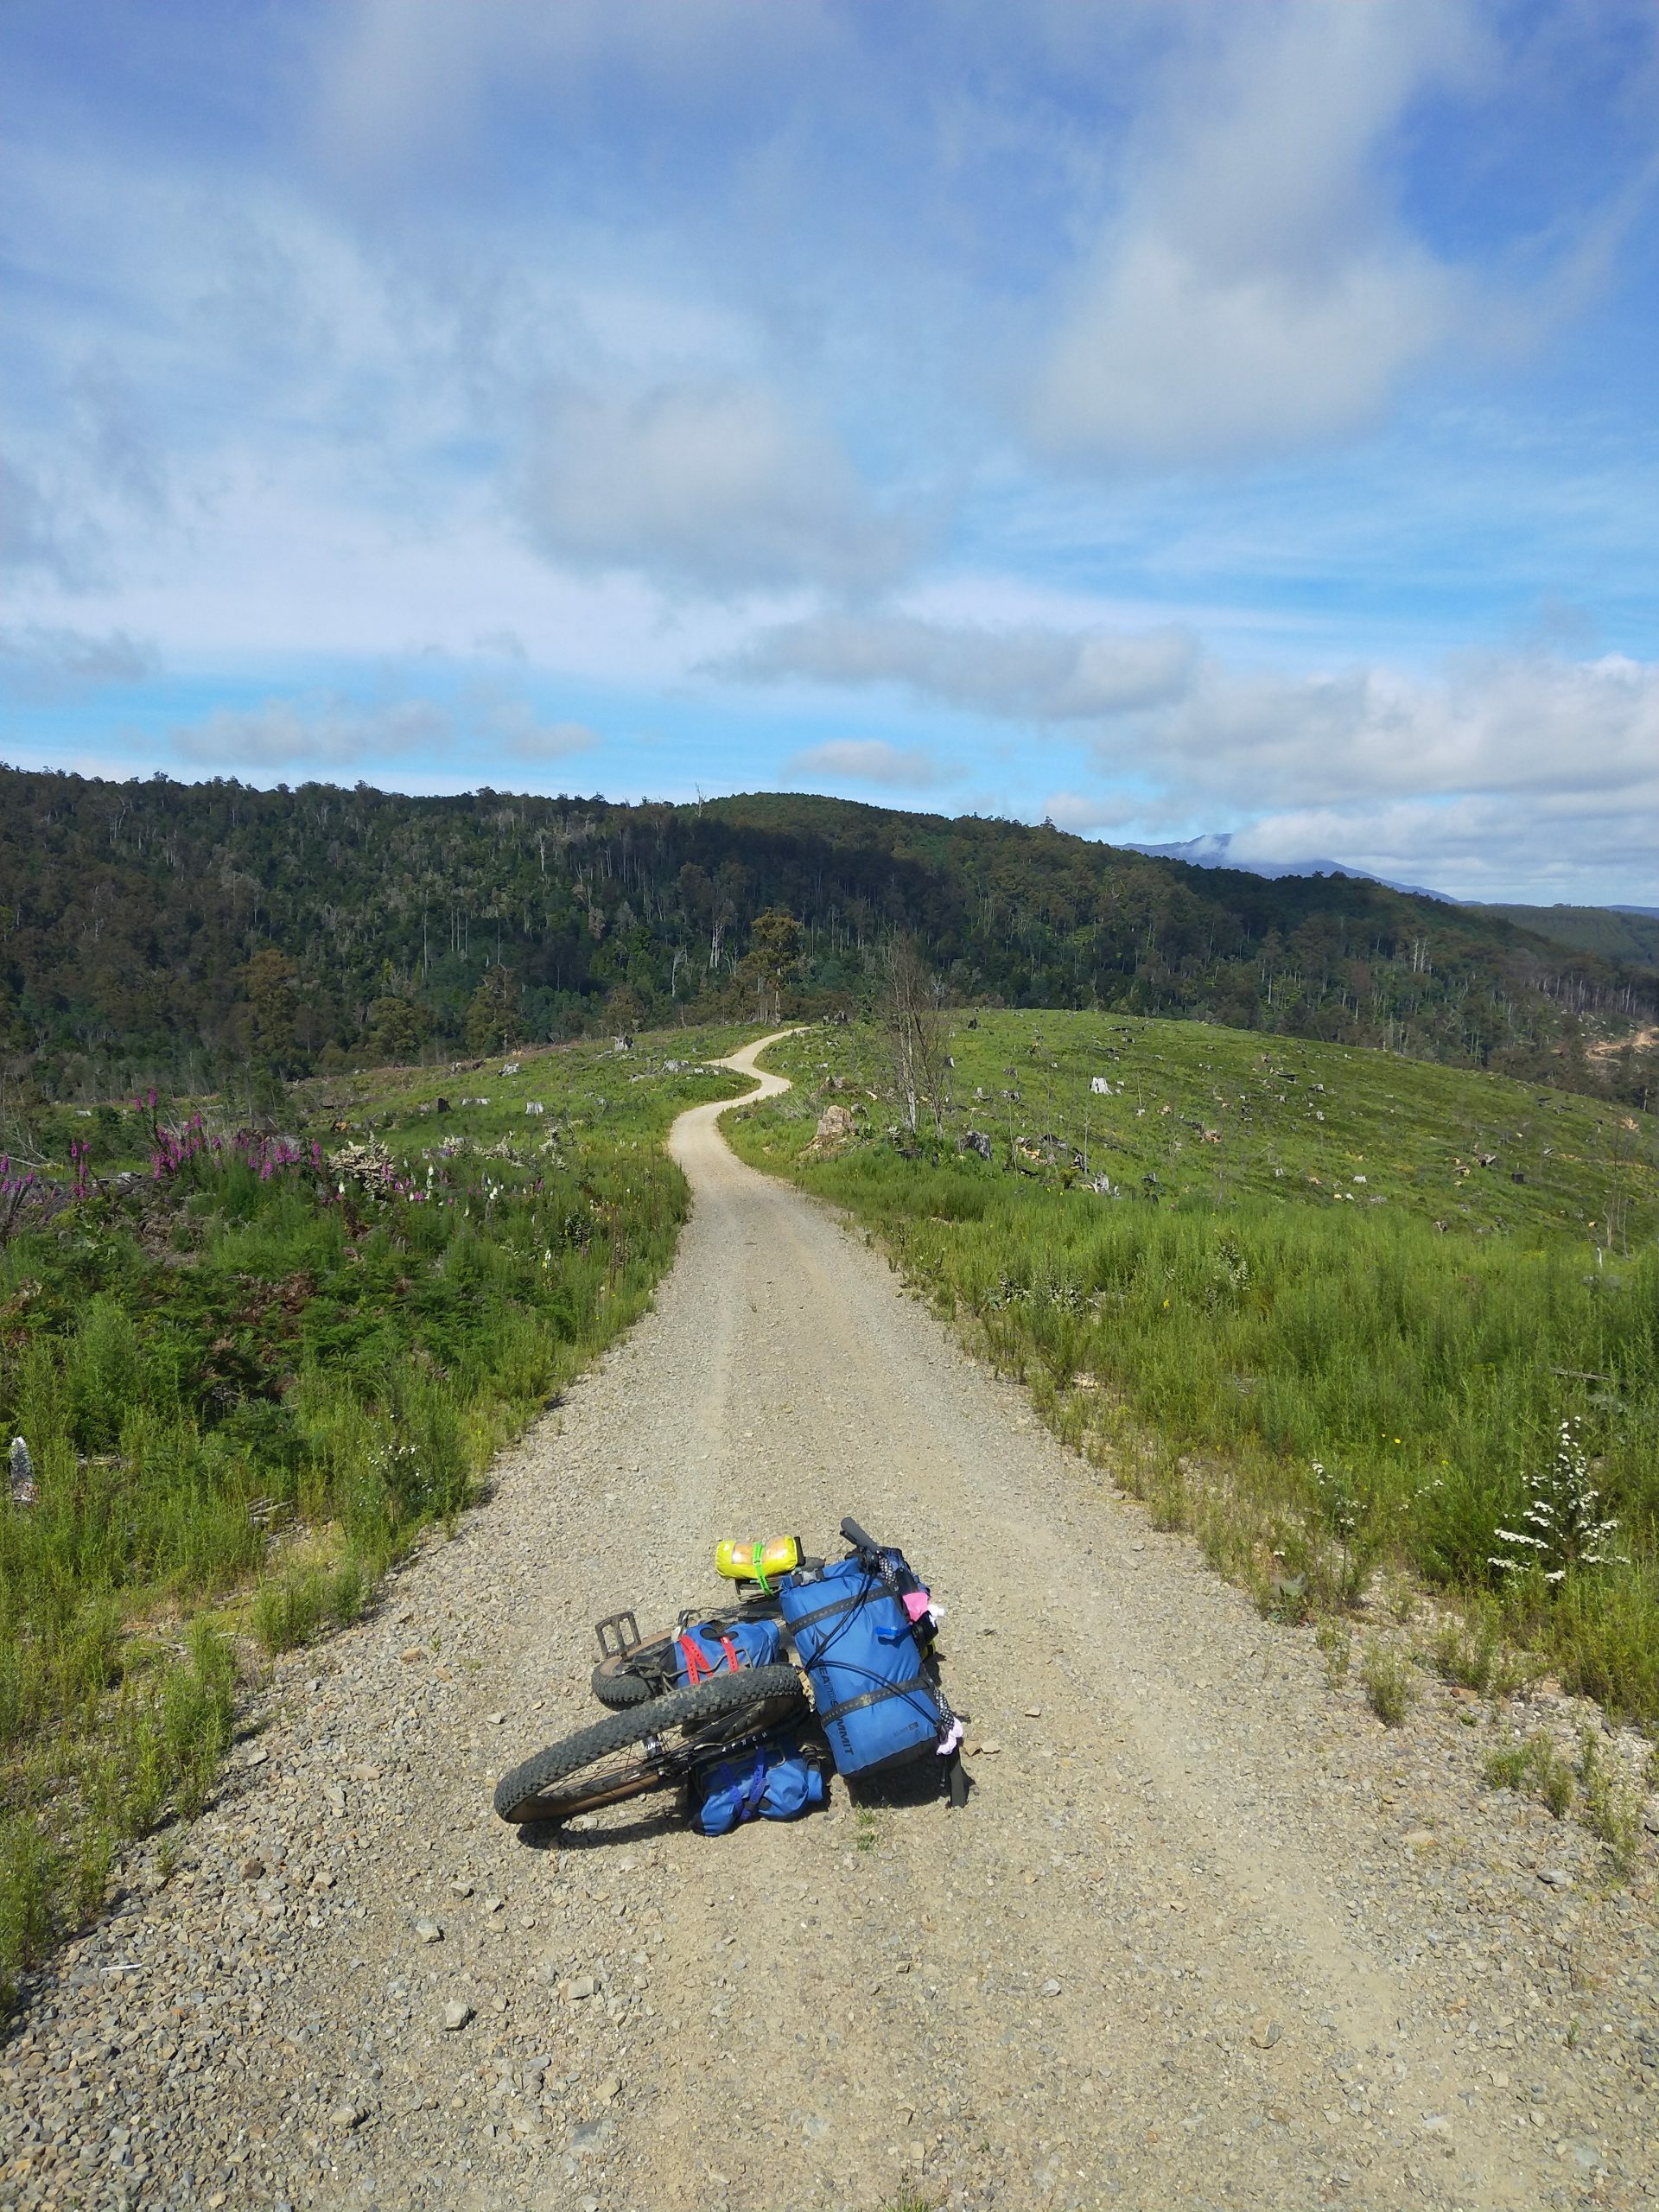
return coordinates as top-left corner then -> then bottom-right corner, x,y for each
493,1518 -> 967,1827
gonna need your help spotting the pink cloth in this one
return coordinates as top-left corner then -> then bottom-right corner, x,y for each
903,1589 -> 931,1624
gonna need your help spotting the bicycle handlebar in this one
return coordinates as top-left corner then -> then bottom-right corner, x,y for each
839,1515 -> 880,1556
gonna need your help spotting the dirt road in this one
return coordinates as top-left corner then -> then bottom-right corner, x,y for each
4,1036 -> 1653,2211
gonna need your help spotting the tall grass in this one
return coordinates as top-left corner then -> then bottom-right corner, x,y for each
0,1030 -> 748,2002
733,1015 -> 1659,1727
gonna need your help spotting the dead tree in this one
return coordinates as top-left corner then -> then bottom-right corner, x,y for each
879,937 -> 950,1137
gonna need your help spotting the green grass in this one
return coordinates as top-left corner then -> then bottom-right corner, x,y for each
0,1024 -> 753,2003
729,1011 -> 1659,1728
1485,1731 -> 1576,1819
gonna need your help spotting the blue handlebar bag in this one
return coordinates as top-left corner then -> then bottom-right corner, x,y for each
778,1557 -> 943,1777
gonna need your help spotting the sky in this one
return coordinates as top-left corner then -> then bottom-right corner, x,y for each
2,0 -> 1656,905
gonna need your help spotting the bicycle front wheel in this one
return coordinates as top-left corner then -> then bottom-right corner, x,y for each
493,1665 -> 804,1823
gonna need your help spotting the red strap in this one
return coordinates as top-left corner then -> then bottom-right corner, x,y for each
678,1631 -> 743,1684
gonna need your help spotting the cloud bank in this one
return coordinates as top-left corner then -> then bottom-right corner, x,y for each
169,690 -> 597,773
727,612 -> 1198,719
784,738 -> 955,791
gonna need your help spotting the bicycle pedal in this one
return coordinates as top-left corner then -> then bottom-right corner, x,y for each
594,1608 -> 642,1660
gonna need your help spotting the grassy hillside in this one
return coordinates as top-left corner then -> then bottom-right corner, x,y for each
1471,904 -> 1659,971
730,1014 -> 1659,1726
3,767 -> 1653,1110
0,1026 -> 751,2001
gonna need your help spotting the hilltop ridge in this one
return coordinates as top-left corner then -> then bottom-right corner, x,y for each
1,766 -> 1652,1109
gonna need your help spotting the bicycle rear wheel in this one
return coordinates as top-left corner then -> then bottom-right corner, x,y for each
494,1665 -> 804,1823
589,1600 -> 785,1709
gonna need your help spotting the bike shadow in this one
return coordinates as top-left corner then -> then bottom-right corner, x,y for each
510,1803 -> 685,1853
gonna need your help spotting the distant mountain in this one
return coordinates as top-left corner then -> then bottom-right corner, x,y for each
1122,832 -> 1451,903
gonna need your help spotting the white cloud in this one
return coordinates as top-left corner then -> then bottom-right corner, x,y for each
516,380 -> 916,595
0,624 -> 157,691
1132,650 -> 1659,809
785,738 -> 955,790
741,594 -> 1657,895
483,701 -> 597,760
728,610 -> 1198,719
172,695 -> 452,770
0,452 -> 105,588
168,686 -> 601,776
1028,3 -> 1482,466
1039,790 -> 1143,835
1221,790 -> 1658,903
1046,647 -> 1658,898
310,0 -> 849,177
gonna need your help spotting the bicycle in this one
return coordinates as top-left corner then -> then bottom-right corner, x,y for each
493,1517 -> 965,1824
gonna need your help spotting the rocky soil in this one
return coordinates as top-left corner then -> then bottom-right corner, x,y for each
2,1035 -> 1655,2212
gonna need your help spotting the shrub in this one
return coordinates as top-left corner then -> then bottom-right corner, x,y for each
1578,1729 -> 1640,1878
0,1816 -> 57,2003
1430,1606 -> 1503,1694
161,1623 -> 236,1817
253,1568 -> 327,1655
1491,1418 -> 1627,1586
1484,1731 -> 1575,1818
1361,1641 -> 1414,1726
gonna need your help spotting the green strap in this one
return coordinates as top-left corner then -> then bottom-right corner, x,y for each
751,1542 -> 772,1595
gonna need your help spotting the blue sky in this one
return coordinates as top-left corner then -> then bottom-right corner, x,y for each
2,0 -> 1656,902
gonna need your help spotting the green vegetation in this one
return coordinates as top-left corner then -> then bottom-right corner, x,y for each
1576,1726 -> 1641,1877
1361,1642 -> 1414,1727
3,771 -> 1652,1112
0,1027 -> 747,2003
1485,1732 -> 1577,1820
1485,1726 -> 1643,1875
1471,904 -> 1659,972
731,1011 -> 1659,1725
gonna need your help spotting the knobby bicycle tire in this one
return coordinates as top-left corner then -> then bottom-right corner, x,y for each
493,1664 -> 804,1822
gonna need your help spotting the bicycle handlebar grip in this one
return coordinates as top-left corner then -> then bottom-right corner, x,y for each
839,1516 -> 879,1554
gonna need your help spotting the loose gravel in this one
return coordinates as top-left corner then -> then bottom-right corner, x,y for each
2,1035 -> 1655,2211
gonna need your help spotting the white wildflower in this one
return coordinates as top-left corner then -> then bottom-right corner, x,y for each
1491,1417 -> 1626,1584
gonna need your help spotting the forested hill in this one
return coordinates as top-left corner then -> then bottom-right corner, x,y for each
1468,903 -> 1659,970
1,766 -> 1653,1106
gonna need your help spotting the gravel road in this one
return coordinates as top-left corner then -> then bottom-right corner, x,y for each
3,1033 -> 1655,2212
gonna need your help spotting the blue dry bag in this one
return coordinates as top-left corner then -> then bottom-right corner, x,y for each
778,1556 -> 944,1777
690,1735 -> 825,1836
671,1617 -> 784,1688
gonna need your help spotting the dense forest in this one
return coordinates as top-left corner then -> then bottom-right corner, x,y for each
1,767 -> 1654,1113
1468,902 -> 1659,969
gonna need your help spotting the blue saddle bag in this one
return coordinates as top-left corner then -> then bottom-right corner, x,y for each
671,1617 -> 784,1688
690,1735 -> 824,1836
778,1558 -> 943,1777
